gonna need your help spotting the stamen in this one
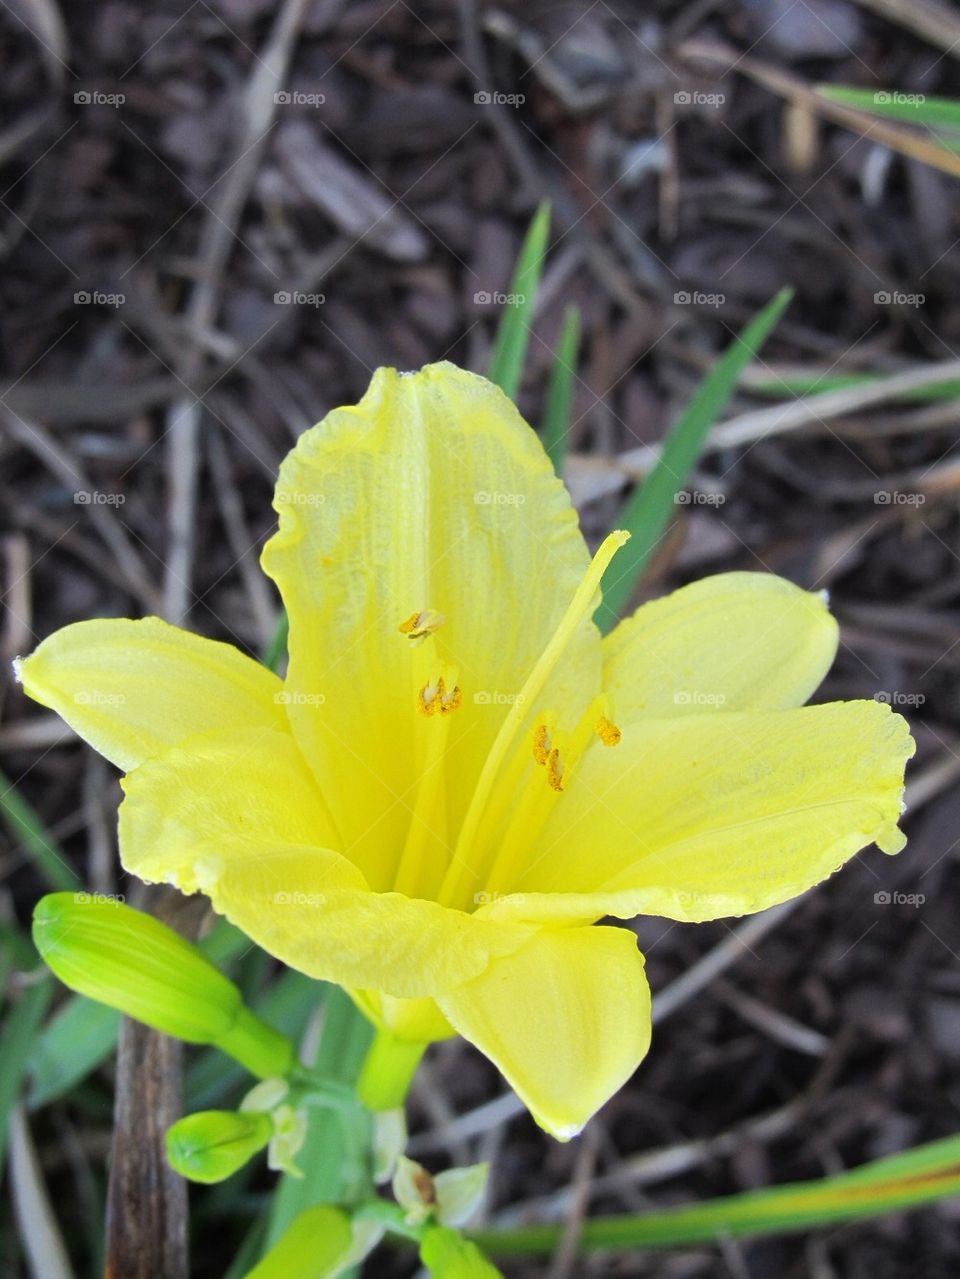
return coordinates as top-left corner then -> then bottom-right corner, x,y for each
438,530 -> 629,910
595,714 -> 621,747
418,675 -> 462,717
399,609 -> 445,645
546,748 -> 564,792
532,723 -> 551,766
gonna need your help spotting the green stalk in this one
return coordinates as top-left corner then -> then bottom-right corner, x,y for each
471,1133 -> 960,1256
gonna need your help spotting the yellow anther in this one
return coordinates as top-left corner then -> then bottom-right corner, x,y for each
439,682 -> 462,714
418,679 -> 441,716
418,675 -> 461,717
532,723 -> 551,766
595,714 -> 622,747
399,609 -> 445,645
546,748 -> 565,792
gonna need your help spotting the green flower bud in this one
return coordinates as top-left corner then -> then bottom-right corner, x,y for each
33,893 -> 294,1078
244,1204 -> 353,1279
419,1226 -> 503,1278
166,1109 -> 272,1184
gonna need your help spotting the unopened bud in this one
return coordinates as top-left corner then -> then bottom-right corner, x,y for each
166,1109 -> 272,1183
243,1204 -> 353,1279
33,893 -> 294,1078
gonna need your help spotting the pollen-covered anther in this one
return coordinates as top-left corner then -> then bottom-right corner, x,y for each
418,676 -> 461,717
439,682 -> 462,714
595,714 -> 622,747
532,723 -> 552,766
546,748 -> 565,792
399,609 -> 446,645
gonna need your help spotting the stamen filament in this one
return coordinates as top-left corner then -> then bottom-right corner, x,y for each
436,531 -> 629,910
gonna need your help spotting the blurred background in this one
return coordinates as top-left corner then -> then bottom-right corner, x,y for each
2,0 -> 960,1275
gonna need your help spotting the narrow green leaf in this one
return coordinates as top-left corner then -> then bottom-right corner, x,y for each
541,305 -> 581,476
487,202 -> 551,399
818,86 -> 960,131
0,765 -> 80,892
749,370 -> 960,402
263,987 -> 372,1252
243,1204 -> 353,1279
28,996 -> 120,1110
472,1133 -> 960,1256
0,975 -> 53,1167
595,288 -> 793,630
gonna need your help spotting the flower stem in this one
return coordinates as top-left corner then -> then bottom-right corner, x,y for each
356,1029 -> 427,1111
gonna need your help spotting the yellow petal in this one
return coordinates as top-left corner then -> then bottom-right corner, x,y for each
603,572 -> 838,719
17,618 -> 286,771
119,727 -> 533,999
260,363 -> 600,890
438,926 -> 650,1140
489,701 -> 913,924
118,726 -> 343,890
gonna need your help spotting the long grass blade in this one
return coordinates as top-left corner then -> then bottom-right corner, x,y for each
472,1133 -> 960,1257
487,202 -> 551,399
541,305 -> 581,476
595,288 -> 793,630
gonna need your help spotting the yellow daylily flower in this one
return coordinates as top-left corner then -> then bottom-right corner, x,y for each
16,362 -> 914,1140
